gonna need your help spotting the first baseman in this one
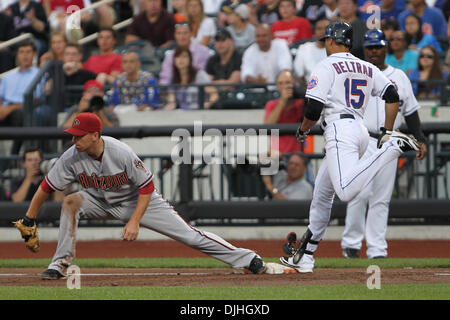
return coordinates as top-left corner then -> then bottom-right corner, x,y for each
341,29 -> 427,259
13,112 -> 266,279
280,21 -> 420,273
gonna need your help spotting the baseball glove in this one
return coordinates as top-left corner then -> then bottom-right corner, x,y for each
377,127 -> 393,149
12,218 -> 40,253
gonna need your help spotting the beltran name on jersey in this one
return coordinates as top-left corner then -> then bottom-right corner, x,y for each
305,52 -> 392,122
332,61 -> 373,78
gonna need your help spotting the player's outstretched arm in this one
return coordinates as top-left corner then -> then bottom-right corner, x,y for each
25,186 -> 50,220
122,193 -> 151,241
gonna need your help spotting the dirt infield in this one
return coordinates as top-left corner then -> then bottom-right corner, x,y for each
0,267 -> 449,287
1,239 -> 450,259
1,240 -> 449,287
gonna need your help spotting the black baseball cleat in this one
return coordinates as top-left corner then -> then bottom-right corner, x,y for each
41,269 -> 66,280
390,131 -> 419,152
342,248 -> 360,259
248,256 -> 266,274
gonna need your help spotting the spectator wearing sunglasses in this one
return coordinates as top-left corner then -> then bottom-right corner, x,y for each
385,30 -> 418,75
408,45 -> 447,99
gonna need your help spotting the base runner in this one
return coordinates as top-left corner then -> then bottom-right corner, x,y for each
279,21 -> 420,273
13,113 -> 266,279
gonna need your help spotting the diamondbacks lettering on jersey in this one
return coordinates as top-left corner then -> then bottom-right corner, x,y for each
77,171 -> 128,190
332,61 -> 373,78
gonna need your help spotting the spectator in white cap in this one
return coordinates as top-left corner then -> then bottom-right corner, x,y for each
225,3 -> 256,52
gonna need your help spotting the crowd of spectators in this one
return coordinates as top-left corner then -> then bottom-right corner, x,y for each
0,0 -> 449,202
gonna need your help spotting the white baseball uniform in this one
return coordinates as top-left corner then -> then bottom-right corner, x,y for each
341,65 -> 420,258
302,52 -> 406,257
44,136 -> 259,274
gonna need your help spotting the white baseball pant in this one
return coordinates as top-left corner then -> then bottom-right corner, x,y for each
341,137 -> 398,258
305,117 -> 402,254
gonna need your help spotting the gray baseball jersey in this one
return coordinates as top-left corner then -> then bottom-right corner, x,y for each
46,136 -> 153,204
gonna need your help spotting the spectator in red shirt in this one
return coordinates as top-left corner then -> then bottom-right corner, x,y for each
264,69 -> 304,154
271,0 -> 313,45
83,27 -> 123,85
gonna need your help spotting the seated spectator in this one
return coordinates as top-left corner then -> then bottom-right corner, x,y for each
404,13 -> 442,53
54,43 -> 98,111
298,0 -> 339,26
63,80 -> 119,130
173,0 -> 188,22
9,0 -> 49,56
357,0 -> 405,22
293,18 -> 328,83
257,0 -> 282,25
264,70 -> 304,154
409,45 -> 446,99
379,0 -> 405,24
224,3 -> 256,51
262,153 -> 313,200
241,24 -> 292,84
385,30 -> 419,74
337,0 -> 367,59
0,41 -> 49,154
381,16 -> 399,54
10,147 -> 64,202
218,0 -> 255,27
398,0 -> 447,37
0,12 -> 17,73
107,51 -> 161,110
271,0 -> 313,46
187,0 -> 217,46
164,46 -> 218,110
39,31 -> 67,67
83,27 -> 123,85
125,0 -> 175,48
206,28 -> 242,85
159,22 -> 212,85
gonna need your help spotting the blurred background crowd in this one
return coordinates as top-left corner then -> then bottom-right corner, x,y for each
0,0 -> 449,202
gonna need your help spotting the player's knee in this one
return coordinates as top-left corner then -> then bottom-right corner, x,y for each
62,193 -> 83,215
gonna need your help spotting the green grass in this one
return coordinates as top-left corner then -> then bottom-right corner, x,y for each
0,284 -> 448,300
0,257 -> 449,269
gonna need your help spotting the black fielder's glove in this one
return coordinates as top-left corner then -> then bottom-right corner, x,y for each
296,127 -> 310,143
377,127 -> 393,148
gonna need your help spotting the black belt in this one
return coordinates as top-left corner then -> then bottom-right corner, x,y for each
322,114 -> 355,127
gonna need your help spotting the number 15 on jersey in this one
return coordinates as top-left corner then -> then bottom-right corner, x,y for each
344,78 -> 367,109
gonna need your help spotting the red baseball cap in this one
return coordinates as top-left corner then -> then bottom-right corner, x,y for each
83,80 -> 103,92
64,112 -> 102,136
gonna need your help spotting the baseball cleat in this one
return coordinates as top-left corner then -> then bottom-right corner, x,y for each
279,255 -> 314,273
342,248 -> 360,259
248,256 -> 267,274
390,131 -> 419,152
41,268 -> 66,280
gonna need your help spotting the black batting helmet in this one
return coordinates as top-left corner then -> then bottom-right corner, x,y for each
320,21 -> 353,48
